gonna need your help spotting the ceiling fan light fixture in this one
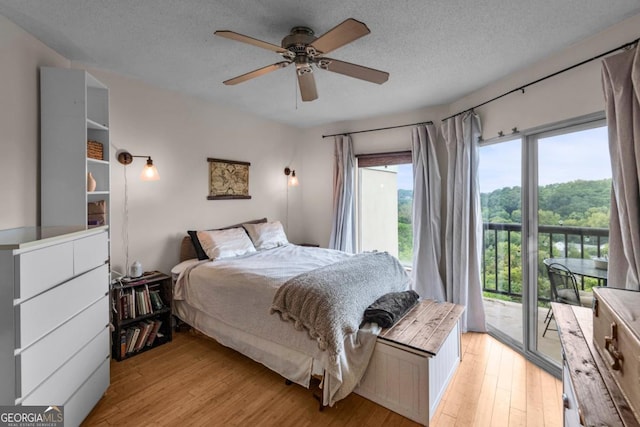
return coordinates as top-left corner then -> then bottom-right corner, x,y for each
296,64 -> 312,75
215,18 -> 389,102
317,59 -> 331,70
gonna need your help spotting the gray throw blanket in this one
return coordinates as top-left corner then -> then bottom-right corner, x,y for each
270,251 -> 410,362
362,290 -> 419,328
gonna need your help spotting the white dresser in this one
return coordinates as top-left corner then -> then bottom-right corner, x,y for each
0,226 -> 110,427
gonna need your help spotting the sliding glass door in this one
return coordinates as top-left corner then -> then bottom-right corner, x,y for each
529,121 -> 610,364
479,138 -> 524,348
479,115 -> 610,370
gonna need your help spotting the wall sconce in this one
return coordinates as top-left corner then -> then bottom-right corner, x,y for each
284,167 -> 299,186
117,150 -> 160,181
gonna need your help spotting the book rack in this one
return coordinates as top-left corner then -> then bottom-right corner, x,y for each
111,271 -> 173,361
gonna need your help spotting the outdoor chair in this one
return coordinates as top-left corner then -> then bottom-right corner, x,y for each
543,262 -> 594,337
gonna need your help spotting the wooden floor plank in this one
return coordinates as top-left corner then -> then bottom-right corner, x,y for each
510,349 -> 528,413
496,342 -> 515,391
82,330 -> 561,426
473,372 -> 499,426
491,387 -> 512,427
540,369 -> 563,427
508,407 -> 526,427
525,361 -> 545,427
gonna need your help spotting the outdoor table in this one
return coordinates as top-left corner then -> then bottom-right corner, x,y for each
543,257 -> 608,284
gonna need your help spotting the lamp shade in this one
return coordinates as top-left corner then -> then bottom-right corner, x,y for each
284,167 -> 298,186
141,157 -> 160,181
288,170 -> 299,186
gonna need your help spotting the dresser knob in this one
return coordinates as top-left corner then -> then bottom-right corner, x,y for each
562,393 -> 570,409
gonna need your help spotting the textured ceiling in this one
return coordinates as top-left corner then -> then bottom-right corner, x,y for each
1,0 -> 639,127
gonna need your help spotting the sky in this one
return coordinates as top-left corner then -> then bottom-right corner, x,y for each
397,164 -> 413,190
392,125 -> 609,193
478,125 -> 611,193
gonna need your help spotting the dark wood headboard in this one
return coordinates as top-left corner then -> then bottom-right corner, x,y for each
179,236 -> 197,263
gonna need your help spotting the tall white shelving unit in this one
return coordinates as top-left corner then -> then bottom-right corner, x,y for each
40,67 -> 110,229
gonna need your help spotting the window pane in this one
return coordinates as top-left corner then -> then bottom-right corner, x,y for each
479,139 -> 523,346
397,164 -> 413,264
358,163 -> 413,264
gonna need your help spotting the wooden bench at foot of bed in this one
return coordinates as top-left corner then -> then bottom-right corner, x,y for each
354,299 -> 465,426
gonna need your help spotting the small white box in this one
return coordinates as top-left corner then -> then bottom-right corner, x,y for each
593,257 -> 608,270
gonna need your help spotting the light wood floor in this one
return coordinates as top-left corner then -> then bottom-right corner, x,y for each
83,331 -> 562,426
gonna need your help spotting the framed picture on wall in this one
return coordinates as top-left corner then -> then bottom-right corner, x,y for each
207,158 -> 251,200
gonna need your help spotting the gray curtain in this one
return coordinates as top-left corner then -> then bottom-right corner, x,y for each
602,43 -> 640,290
411,124 -> 445,300
329,135 -> 356,253
441,112 -> 487,332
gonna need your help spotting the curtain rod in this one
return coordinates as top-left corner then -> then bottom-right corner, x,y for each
321,121 -> 433,139
442,36 -> 640,122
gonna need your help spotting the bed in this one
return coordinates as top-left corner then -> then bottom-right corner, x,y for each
171,219 -> 412,406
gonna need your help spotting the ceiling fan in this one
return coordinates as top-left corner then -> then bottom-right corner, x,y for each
214,18 -> 389,102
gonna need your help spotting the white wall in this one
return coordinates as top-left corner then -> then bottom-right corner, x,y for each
2,11 -> 639,269
0,14 -> 300,275
295,13 -> 640,248
360,167 -> 398,257
0,14 -> 69,227
84,68 -> 300,274
448,13 -> 640,139
294,105 -> 448,248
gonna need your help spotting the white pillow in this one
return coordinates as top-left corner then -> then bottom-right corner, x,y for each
196,228 -> 256,260
243,221 -> 289,250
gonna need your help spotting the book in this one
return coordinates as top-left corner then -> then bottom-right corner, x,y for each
144,284 -> 153,314
149,290 -> 164,310
136,290 -> 146,316
119,329 -> 127,359
145,320 -> 162,347
135,321 -> 153,352
120,271 -> 165,286
125,327 -> 136,354
120,291 -> 130,320
127,326 -> 141,354
129,291 -> 136,319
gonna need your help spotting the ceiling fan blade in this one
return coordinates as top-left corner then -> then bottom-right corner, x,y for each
297,70 -> 318,102
316,58 -> 389,84
214,30 -> 286,53
223,61 -> 291,85
310,18 -> 370,55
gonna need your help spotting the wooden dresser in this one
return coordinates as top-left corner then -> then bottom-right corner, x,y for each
553,302 -> 639,426
0,226 -> 110,427
355,299 -> 464,426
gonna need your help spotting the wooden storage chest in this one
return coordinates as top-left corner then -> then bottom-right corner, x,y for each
593,287 -> 640,420
354,299 -> 464,426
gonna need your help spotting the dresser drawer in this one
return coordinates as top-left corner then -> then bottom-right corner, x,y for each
73,231 -> 108,275
63,356 -> 110,427
16,295 -> 108,398
15,241 -> 74,300
563,363 -> 582,427
21,327 -> 109,406
16,264 -> 108,349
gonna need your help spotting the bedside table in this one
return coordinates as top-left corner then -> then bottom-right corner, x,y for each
110,271 -> 173,360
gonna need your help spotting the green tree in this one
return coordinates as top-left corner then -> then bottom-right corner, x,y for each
480,178 -> 611,304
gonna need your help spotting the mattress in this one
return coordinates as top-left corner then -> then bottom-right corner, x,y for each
172,244 -> 383,405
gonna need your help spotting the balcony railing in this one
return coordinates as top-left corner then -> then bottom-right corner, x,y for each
482,222 -> 609,301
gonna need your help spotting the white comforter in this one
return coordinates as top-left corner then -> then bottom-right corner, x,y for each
173,244 -> 382,405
